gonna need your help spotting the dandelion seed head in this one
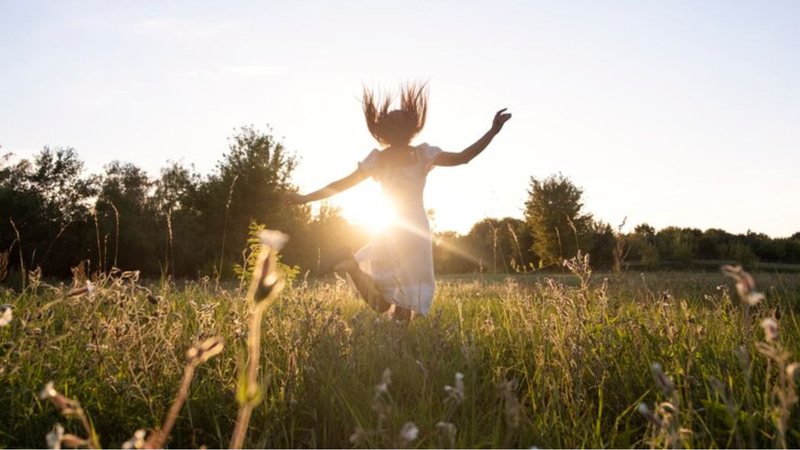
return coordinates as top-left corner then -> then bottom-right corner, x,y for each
637,402 -> 649,414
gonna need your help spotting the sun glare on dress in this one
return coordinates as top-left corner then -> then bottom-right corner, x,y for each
339,188 -> 397,234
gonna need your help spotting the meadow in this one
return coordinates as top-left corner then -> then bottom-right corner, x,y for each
1,254 -> 800,448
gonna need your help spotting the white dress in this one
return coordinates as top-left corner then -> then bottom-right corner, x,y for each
354,143 -> 443,316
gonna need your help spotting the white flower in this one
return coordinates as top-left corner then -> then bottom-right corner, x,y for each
86,281 -> 96,295
258,230 -> 289,251
40,382 -> 58,400
436,421 -> 457,446
46,423 -> 64,449
122,429 -> 147,449
0,304 -> 11,327
745,292 -> 764,306
399,421 -> 419,443
762,318 -> 779,342
444,371 -> 465,404
375,368 -> 392,394
786,362 -> 800,380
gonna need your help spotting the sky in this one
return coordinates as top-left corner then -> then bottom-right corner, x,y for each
1,0 -> 799,237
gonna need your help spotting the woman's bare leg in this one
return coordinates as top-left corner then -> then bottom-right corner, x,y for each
334,258 -> 392,313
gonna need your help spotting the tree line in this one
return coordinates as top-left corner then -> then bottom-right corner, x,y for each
434,173 -> 800,273
2,126 -> 799,284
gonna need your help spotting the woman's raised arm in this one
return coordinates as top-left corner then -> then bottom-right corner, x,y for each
433,108 -> 512,167
284,168 -> 369,205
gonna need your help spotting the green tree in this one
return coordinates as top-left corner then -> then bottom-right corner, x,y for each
629,223 -> 660,265
524,173 -> 592,266
198,125 -> 307,275
95,161 -> 158,273
0,148 -> 97,277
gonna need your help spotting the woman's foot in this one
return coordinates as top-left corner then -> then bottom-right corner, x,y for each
318,246 -> 355,275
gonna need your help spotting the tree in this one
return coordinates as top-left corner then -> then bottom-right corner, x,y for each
198,125 -> 307,274
524,173 -> 592,266
628,223 -> 660,265
95,161 -> 158,273
0,148 -> 97,277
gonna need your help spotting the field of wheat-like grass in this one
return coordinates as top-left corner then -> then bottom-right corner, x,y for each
1,255 -> 800,448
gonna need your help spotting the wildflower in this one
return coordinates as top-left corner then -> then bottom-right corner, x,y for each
761,318 -> 779,342
786,362 -> 800,380
399,421 -> 419,443
249,230 -> 289,303
650,363 -> 675,396
637,402 -> 664,428
46,423 -> 64,449
61,434 -> 89,448
39,382 -> 81,417
349,426 -> 367,445
258,229 -> 289,251
721,265 -> 762,305
444,372 -> 465,405
499,379 -> 521,429
734,345 -> 750,371
0,304 -> 12,327
122,429 -> 147,449
186,336 -> 224,365
375,368 -> 392,394
39,382 -> 58,400
436,421 -> 457,447
67,281 -> 95,297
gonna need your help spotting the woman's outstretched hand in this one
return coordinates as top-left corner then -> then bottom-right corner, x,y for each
491,108 -> 512,135
283,192 -> 307,206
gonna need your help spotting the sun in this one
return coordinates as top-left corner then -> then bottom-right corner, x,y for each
336,184 -> 397,234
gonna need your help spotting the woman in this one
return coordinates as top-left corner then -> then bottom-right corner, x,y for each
285,83 -> 511,320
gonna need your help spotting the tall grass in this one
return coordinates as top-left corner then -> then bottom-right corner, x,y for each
1,262 -> 799,447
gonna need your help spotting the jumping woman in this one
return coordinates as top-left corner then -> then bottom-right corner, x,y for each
285,83 -> 511,321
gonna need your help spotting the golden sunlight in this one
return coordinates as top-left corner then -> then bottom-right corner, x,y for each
337,186 -> 397,234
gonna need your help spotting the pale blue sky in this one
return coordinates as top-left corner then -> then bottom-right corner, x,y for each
1,1 -> 798,236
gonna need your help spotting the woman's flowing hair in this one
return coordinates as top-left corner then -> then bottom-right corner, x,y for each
363,82 -> 428,146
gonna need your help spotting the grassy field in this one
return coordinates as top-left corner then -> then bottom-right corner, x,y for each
2,260 -> 800,448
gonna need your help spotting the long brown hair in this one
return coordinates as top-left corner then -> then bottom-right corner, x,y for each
362,82 -> 428,147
